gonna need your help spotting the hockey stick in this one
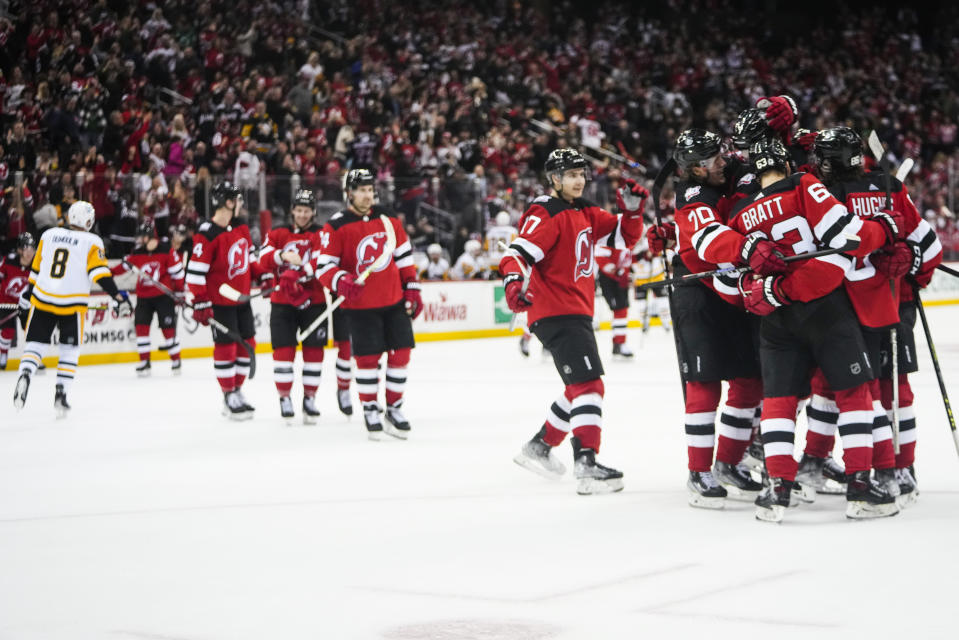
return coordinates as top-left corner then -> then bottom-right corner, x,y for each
124,260 -> 256,378
218,274 -> 311,304
936,264 -> 959,279
636,237 -> 862,292
867,131 -> 900,452
295,215 -> 397,343
896,158 -> 914,182
913,286 -> 959,458
497,240 -> 531,332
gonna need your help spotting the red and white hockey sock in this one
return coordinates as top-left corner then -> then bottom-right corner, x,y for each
868,379 -> 895,470
17,341 -> 44,375
160,328 -> 180,361
542,394 -> 572,446
761,396 -> 800,480
804,394 -> 838,458
881,374 -> 917,469
302,346 -> 324,398
612,308 -> 628,344
214,343 -> 237,393
385,348 -> 411,408
135,324 -> 151,362
233,338 -> 256,389
335,340 -> 352,390
716,377 -> 762,465
834,384 -> 874,475
56,344 -> 80,394
685,380 -> 721,472
566,378 -> 604,452
354,354 -> 381,406
0,326 -> 14,359
272,346 -> 296,397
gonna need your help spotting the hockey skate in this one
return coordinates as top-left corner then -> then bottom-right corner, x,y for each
755,477 -> 793,523
234,389 -> 255,415
519,334 -> 530,357
713,461 -> 761,500
279,396 -> 295,424
513,427 -> 566,479
874,468 -> 901,499
687,470 -> 727,509
363,402 -> 385,440
303,395 -> 320,425
572,437 -> 624,495
846,470 -> 899,519
171,359 -> 182,376
54,383 -> 70,419
796,454 -> 845,494
13,372 -> 31,410
223,391 -> 253,421
384,403 -> 411,440
740,436 -> 765,476
896,467 -> 919,507
336,388 -> 353,416
790,481 -> 816,505
612,342 -> 634,358
136,360 -> 152,378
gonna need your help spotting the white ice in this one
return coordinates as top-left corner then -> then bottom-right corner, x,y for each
2,306 -> 959,640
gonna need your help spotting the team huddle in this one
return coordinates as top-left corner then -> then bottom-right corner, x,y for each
5,94 -> 946,521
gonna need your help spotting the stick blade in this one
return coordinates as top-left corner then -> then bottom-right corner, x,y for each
866,130 -> 884,163
896,158 -> 914,182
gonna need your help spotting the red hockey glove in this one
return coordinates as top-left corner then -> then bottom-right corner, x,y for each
871,209 -> 907,245
616,179 -> 650,216
742,274 -> 791,316
740,234 -> 787,276
403,282 -> 423,319
259,272 -> 276,301
333,271 -> 364,301
646,222 -> 676,254
279,269 -> 310,307
871,242 -> 914,279
795,129 -> 818,152
193,300 -> 213,326
757,95 -> 798,136
503,272 -> 534,312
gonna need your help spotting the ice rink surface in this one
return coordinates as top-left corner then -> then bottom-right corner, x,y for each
2,306 -> 959,640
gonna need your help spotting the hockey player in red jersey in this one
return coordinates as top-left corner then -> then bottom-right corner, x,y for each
258,188 -> 330,424
111,219 -> 185,377
504,148 -> 645,495
0,233 -> 36,370
313,169 -> 423,440
595,238 -> 635,358
729,137 -> 904,521
185,181 -> 258,419
798,127 -> 943,504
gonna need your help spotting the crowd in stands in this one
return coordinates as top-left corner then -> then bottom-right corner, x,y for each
1,0 -> 958,267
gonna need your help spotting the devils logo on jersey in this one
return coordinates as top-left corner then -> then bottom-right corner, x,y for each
283,239 -> 312,264
355,232 -> 391,276
3,275 -> 28,299
227,238 -> 250,279
573,227 -> 594,281
138,261 -> 163,285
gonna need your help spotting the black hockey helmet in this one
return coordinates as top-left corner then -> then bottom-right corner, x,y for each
292,188 -> 316,210
544,148 -> 590,177
211,181 -> 241,209
343,168 -> 375,194
732,108 -> 773,150
749,137 -> 791,174
673,129 -> 723,169
813,127 -> 864,175
137,218 -> 156,238
17,231 -> 36,250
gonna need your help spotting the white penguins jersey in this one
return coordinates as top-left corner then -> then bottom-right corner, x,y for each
29,227 -> 112,314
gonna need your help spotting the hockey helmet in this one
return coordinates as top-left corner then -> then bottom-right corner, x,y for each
427,243 -> 442,257
813,127 -> 863,174
137,218 -> 156,238
673,129 -> 723,169
749,137 -> 791,174
342,168 -> 375,200
544,148 -> 590,178
17,232 -> 36,250
67,200 -> 96,231
210,181 -> 241,210
495,211 -> 511,227
293,188 -> 316,210
464,239 -> 482,255
732,108 -> 773,150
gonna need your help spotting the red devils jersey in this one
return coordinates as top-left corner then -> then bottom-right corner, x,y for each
0,257 -> 31,304
111,239 -> 185,299
186,221 -> 254,306
595,243 -> 633,287
314,205 -> 417,310
502,195 -> 642,326
259,223 -> 325,306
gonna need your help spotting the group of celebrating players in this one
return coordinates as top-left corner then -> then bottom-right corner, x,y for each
4,93 -> 945,522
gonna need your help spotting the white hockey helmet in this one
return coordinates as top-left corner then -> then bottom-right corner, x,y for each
427,243 -> 442,257
465,239 -> 482,255
495,210 -> 511,227
67,200 -> 96,231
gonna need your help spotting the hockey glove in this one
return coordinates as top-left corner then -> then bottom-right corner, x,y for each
112,291 -> 133,318
332,271 -> 364,301
871,242 -> 914,279
616,179 -> 650,216
192,300 -> 213,326
279,269 -> 310,307
906,242 -> 933,288
872,209 -> 906,245
740,234 -> 787,276
403,282 -> 423,319
503,272 -> 534,312
742,274 -> 790,316
646,222 -> 676,254
795,129 -> 818,152
259,272 -> 276,300
757,95 -> 798,136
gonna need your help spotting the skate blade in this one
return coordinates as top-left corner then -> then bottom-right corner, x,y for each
816,479 -> 846,495
688,492 -> 725,509
896,491 -> 918,509
367,429 -> 386,441
383,423 -> 409,440
55,407 -> 69,419
755,504 -> 785,522
172,368 -> 182,377
224,410 -> 254,421
845,501 -> 900,519
302,414 -> 318,426
720,484 -> 760,502
136,370 -> 152,378
576,477 -> 624,495
513,453 -> 566,479
282,415 -> 296,426
791,484 -> 816,505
